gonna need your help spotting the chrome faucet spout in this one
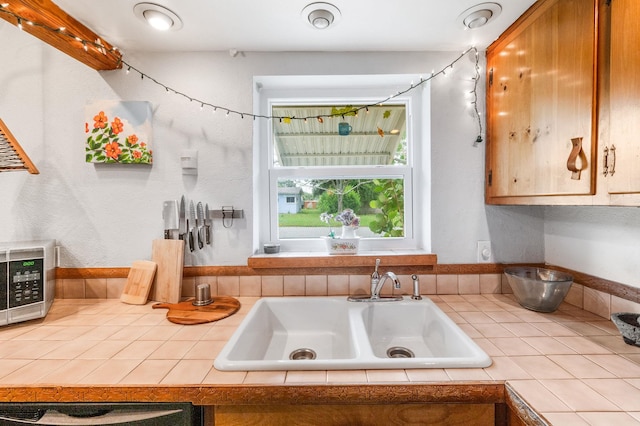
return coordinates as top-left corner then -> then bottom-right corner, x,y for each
372,271 -> 401,299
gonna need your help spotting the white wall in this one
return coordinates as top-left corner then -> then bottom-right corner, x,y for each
544,206 -> 640,287
1,23 -> 543,268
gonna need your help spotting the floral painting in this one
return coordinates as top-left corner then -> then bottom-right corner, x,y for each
85,101 -> 152,164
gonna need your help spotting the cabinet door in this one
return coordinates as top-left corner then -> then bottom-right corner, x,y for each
486,0 -> 597,199
608,0 -> 640,195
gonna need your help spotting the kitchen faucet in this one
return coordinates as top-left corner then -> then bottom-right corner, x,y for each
371,271 -> 402,300
348,258 -> 402,302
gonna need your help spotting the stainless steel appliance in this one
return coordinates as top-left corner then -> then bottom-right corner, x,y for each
0,240 -> 55,326
0,402 -> 202,425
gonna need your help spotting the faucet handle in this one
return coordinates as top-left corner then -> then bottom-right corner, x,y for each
372,258 -> 381,279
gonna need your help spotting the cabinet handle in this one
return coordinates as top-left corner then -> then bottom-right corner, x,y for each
603,146 -> 609,177
567,137 -> 586,180
609,145 -> 616,176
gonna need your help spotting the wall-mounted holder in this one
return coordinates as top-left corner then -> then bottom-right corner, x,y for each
209,206 -> 244,228
181,150 -> 198,175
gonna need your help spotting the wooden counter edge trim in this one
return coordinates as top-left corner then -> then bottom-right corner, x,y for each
547,264 -> 640,304
505,383 -> 549,426
0,383 -> 505,406
55,267 -> 130,279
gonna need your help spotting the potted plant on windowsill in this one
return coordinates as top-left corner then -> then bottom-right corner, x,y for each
320,209 -> 360,254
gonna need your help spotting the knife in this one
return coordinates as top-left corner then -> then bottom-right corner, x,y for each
196,202 -> 205,249
162,200 -> 178,239
204,203 -> 212,245
178,196 -> 186,241
189,200 -> 196,252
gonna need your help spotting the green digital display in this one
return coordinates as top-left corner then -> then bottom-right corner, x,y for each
22,261 -> 35,267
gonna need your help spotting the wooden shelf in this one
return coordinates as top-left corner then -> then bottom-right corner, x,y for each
248,251 -> 437,275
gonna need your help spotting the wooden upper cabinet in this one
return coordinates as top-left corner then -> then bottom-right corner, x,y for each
607,0 -> 640,198
486,0 -> 598,202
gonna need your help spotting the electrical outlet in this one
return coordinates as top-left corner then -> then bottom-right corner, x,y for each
477,241 -> 493,263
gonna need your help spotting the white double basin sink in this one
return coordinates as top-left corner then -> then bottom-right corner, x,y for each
214,296 -> 492,371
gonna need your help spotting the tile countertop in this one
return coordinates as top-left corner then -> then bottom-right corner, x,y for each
2,295 -> 640,425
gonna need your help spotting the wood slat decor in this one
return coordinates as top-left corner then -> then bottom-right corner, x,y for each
0,118 -> 39,174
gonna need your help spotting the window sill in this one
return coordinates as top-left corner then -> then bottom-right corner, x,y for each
248,251 -> 437,275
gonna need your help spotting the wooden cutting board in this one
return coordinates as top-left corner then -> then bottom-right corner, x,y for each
150,239 -> 184,304
152,297 -> 241,325
120,260 -> 157,305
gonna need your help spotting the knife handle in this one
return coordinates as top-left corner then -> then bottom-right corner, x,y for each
205,225 -> 211,245
198,227 -> 204,249
187,219 -> 194,252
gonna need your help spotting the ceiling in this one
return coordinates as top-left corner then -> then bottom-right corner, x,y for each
51,0 -> 537,53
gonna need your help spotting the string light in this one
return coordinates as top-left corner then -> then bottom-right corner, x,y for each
470,48 -> 484,145
0,5 -> 119,55
0,5 -> 483,143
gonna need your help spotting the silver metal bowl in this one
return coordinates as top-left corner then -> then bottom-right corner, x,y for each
504,267 -> 573,313
611,312 -> 640,347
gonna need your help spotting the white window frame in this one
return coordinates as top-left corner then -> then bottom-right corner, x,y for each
252,74 -> 431,253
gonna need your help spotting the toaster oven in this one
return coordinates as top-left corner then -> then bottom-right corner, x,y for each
0,240 -> 55,326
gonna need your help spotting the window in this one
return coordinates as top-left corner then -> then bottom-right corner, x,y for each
253,74 -> 431,253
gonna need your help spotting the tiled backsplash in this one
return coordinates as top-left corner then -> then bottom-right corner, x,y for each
55,273 -> 640,320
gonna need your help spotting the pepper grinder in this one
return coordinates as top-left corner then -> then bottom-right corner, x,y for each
193,283 -> 213,306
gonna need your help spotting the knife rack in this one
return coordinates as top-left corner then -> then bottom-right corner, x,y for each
210,207 -> 244,228
0,118 -> 39,174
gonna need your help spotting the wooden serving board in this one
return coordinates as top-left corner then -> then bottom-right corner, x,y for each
120,260 -> 157,305
152,297 -> 241,325
150,239 -> 184,304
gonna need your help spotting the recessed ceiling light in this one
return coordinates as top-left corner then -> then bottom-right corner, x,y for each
301,2 -> 341,30
133,3 -> 183,31
457,3 -> 502,30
